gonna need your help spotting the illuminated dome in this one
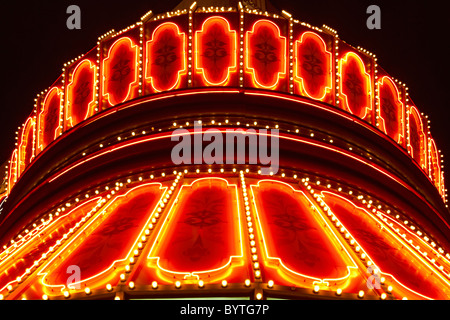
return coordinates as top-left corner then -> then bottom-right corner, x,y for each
0,0 -> 449,300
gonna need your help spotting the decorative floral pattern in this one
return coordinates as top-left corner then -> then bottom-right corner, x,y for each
103,38 -> 138,106
340,53 -> 371,119
296,32 -> 331,100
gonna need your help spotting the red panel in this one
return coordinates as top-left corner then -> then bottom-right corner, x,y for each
378,76 -> 404,144
322,191 -> 450,299
102,37 -> 139,107
146,22 -> 186,92
429,138 -> 443,194
7,149 -> 18,194
339,52 -> 372,119
18,117 -> 35,176
38,87 -> 62,151
245,19 -> 286,89
65,59 -> 96,128
195,16 -> 237,86
294,31 -> 332,101
251,180 -> 352,286
148,178 -> 243,281
408,105 -> 427,170
0,198 -> 100,294
41,184 -> 164,290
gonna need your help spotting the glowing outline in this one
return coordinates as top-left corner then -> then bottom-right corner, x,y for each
339,52 -> 372,120
145,22 -> 187,92
38,183 -> 166,292
294,31 -> 332,101
245,19 -> 287,89
377,76 -> 404,144
147,177 -> 245,281
195,16 -> 238,86
320,190 -> 450,300
102,37 -> 139,107
250,179 -> 358,286
37,87 -> 62,152
18,117 -> 36,177
65,59 -> 97,128
408,105 -> 427,170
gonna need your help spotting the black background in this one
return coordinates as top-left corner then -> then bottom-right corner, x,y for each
0,0 -> 448,198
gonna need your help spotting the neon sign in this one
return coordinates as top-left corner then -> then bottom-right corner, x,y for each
339,52 -> 372,120
294,31 -> 332,101
245,19 -> 286,89
146,22 -> 186,92
408,105 -> 427,170
65,59 -> 96,128
102,37 -> 139,107
38,87 -> 62,152
378,76 -> 404,144
18,117 -> 36,176
195,16 -> 237,86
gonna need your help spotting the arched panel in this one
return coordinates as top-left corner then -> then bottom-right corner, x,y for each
321,191 -> 450,300
147,178 -> 244,282
250,180 -> 355,287
195,16 -> 237,86
339,52 -> 372,120
408,106 -> 427,170
38,87 -> 62,152
102,37 -> 139,107
18,117 -> 36,176
65,59 -> 96,128
245,19 -> 286,89
146,22 -> 186,92
294,31 -> 332,101
378,76 -> 404,144
39,183 -> 165,292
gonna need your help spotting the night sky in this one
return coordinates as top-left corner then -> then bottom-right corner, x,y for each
1,0 -> 448,192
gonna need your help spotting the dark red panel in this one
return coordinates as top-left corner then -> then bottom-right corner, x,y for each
146,22 -> 186,92
65,59 -> 96,128
0,198 -> 100,294
102,37 -> 139,107
149,178 -> 242,279
42,184 -> 163,289
378,76 -> 403,144
339,51 -> 372,120
322,191 -> 450,299
294,31 -> 332,101
245,19 -> 286,90
252,181 -> 350,285
195,16 -> 237,86
38,87 -> 62,151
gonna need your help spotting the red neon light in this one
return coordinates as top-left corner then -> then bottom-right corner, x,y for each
40,184 -> 165,291
7,149 -> 18,194
0,198 -> 102,295
429,138 -> 442,192
339,52 -> 372,119
408,105 -> 427,170
320,190 -> 450,299
65,59 -> 96,128
147,178 -> 244,282
146,22 -> 186,92
245,19 -> 286,89
250,180 -> 356,286
18,117 -> 36,176
195,16 -> 237,86
102,37 -> 139,107
294,31 -> 332,101
38,87 -> 62,152
377,76 -> 404,144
